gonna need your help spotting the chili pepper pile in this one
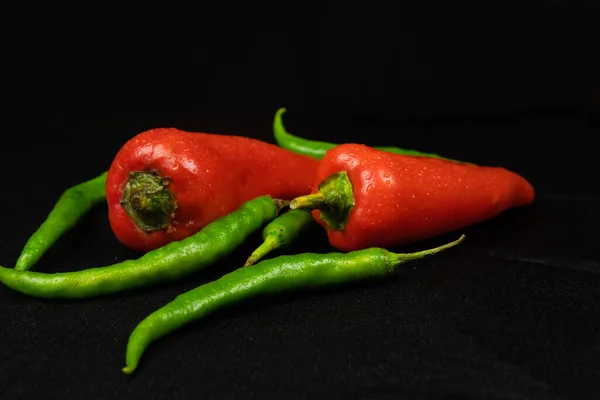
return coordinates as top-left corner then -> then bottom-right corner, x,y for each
0,109 -> 535,374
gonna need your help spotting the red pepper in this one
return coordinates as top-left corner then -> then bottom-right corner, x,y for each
106,128 -> 319,252
290,143 -> 535,251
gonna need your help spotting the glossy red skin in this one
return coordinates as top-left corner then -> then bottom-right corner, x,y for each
106,128 -> 319,252
311,144 -> 535,251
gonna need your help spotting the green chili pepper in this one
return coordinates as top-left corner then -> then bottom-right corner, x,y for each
15,172 -> 109,271
122,234 -> 465,374
0,196 -> 287,299
244,208 -> 315,267
273,108 -> 464,163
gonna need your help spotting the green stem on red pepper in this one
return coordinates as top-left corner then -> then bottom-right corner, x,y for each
290,171 -> 354,231
120,170 -> 177,233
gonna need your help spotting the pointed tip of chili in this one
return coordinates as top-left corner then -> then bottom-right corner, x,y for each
385,234 -> 466,271
122,366 -> 135,375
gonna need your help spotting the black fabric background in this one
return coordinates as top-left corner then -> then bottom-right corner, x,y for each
2,2 -> 600,399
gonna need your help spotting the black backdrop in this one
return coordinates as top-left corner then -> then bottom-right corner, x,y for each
2,2 -> 600,399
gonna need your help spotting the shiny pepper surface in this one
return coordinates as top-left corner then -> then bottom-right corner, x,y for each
106,128 -> 318,252
294,143 -> 535,252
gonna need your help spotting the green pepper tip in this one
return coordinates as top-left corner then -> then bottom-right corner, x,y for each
386,233 -> 466,271
243,256 -> 257,267
122,366 -> 135,375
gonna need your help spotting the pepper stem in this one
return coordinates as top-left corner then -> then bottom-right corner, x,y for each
120,170 -> 177,233
289,171 -> 355,231
386,234 -> 466,272
289,193 -> 324,210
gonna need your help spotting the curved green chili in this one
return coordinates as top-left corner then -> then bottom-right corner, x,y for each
0,196 -> 286,299
122,234 -> 465,374
15,171 -> 109,271
244,209 -> 315,266
273,108 -> 464,163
